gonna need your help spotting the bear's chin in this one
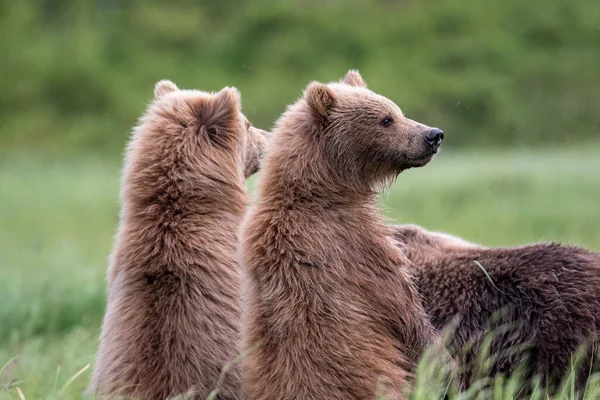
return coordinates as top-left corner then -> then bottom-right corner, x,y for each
405,152 -> 436,168
368,148 -> 437,178
390,151 -> 437,171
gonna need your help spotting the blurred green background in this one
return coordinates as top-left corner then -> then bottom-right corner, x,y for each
1,0 -> 599,398
2,0 -> 599,153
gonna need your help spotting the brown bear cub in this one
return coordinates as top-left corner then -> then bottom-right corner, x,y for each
89,81 -> 269,400
240,70 -> 446,400
392,224 -> 600,391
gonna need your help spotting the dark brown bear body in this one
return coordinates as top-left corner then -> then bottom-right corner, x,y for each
392,224 -> 600,390
89,81 -> 268,400
241,71 -> 445,400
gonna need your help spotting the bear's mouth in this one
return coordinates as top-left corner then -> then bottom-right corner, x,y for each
407,151 -> 437,167
373,147 -> 437,171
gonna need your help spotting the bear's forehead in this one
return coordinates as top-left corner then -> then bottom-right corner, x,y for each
329,84 -> 402,114
328,82 -> 367,95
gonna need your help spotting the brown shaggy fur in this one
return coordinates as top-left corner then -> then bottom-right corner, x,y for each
392,224 -> 600,390
89,81 -> 269,400
240,71 -> 445,400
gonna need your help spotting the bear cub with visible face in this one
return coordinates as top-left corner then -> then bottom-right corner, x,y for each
241,71 -> 447,400
391,224 -> 600,392
89,81 -> 269,400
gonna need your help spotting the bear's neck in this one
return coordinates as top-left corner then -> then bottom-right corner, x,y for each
261,163 -> 376,211
258,133 -> 379,211
121,156 -> 248,227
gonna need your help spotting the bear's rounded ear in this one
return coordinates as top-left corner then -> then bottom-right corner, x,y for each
304,82 -> 335,121
211,87 -> 242,126
154,80 -> 178,98
342,70 -> 366,88
215,86 -> 242,115
203,87 -> 242,142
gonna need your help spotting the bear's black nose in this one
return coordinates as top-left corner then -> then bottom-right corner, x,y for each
425,128 -> 444,150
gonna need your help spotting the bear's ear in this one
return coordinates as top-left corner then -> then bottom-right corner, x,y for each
304,82 -> 335,121
202,87 -> 242,143
154,80 -> 178,98
212,86 -> 242,125
342,70 -> 367,88
214,86 -> 241,112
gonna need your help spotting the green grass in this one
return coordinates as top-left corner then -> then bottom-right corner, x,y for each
0,155 -> 118,399
1,148 -> 599,399
383,146 -> 600,251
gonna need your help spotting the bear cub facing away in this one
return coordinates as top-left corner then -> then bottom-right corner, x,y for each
89,81 -> 269,400
241,71 -> 447,400
392,224 -> 600,391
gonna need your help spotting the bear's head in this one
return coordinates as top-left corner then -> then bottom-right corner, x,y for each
301,70 -> 443,187
151,80 -> 269,179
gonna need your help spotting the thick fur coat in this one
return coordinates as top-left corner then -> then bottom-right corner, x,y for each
90,81 -> 268,399
241,71 -> 446,400
392,224 -> 600,390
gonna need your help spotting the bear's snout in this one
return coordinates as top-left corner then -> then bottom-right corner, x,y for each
425,128 -> 444,151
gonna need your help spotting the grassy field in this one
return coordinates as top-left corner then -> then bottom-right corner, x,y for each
1,148 -> 599,399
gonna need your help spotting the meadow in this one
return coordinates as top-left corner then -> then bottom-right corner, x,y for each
2,0 -> 599,397
1,148 -> 599,399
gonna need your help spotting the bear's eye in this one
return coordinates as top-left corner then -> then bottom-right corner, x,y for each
380,117 -> 393,127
